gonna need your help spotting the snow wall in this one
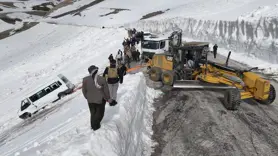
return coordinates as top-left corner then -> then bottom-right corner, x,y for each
126,17 -> 278,63
45,73 -> 159,156
110,73 -> 156,156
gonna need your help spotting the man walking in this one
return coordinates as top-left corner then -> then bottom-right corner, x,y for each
116,49 -> 123,66
103,59 -> 124,101
213,44 -> 218,58
82,65 -> 117,130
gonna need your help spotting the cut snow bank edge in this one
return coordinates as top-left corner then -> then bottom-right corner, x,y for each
41,73 -> 161,156
126,17 -> 278,63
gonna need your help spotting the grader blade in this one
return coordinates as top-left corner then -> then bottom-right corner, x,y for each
173,80 -> 237,89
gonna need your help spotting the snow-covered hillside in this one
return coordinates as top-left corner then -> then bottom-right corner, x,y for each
0,0 -> 278,155
128,16 -> 278,63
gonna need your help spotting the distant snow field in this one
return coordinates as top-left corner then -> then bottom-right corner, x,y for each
0,0 -> 278,155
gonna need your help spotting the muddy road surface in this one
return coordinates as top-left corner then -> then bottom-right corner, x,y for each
151,53 -> 278,156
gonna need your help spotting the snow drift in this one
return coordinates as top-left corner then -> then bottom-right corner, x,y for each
127,16 -> 278,63
39,73 -> 160,156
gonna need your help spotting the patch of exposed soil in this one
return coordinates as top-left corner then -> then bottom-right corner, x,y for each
0,22 -> 38,40
150,53 -> 278,156
0,15 -> 22,24
0,2 -> 18,8
51,0 -> 104,18
99,8 -> 130,17
26,10 -> 48,16
140,9 -> 169,20
32,2 -> 55,12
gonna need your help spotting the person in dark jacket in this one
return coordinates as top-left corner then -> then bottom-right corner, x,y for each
135,50 -> 140,62
213,44 -> 218,58
124,52 -> 131,68
82,65 -> 117,130
108,54 -> 114,63
118,62 -> 127,76
103,59 -> 123,101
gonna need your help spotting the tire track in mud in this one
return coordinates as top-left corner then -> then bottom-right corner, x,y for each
151,88 -> 278,156
234,102 -> 278,155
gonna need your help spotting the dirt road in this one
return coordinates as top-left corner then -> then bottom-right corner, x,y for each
151,52 -> 278,156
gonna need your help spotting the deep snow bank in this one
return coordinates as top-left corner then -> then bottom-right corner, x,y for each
40,73 -> 160,156
127,17 -> 278,63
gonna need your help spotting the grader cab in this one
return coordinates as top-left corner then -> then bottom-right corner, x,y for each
148,31 -> 276,110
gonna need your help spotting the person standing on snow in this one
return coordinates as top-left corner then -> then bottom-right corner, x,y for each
108,54 -> 114,63
82,65 -> 117,130
124,52 -> 131,68
103,59 -> 124,101
213,44 -> 218,58
116,49 -> 123,66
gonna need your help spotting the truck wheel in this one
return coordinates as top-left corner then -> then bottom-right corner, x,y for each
19,112 -> 31,119
148,67 -> 161,82
58,92 -> 66,99
257,84 -> 276,105
161,71 -> 175,86
223,89 -> 241,110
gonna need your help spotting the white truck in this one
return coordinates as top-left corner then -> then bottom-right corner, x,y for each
18,74 -> 75,119
141,33 -> 170,60
140,30 -> 210,60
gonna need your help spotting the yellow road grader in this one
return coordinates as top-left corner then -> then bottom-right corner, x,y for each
147,30 -> 276,110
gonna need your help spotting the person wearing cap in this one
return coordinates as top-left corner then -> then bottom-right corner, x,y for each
82,65 -> 117,130
103,59 -> 123,101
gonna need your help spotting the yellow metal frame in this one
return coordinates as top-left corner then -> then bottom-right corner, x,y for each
149,53 -> 272,101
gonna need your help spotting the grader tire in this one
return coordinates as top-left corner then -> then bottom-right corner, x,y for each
148,67 -> 162,82
161,71 -> 175,86
257,84 -> 276,105
223,89 -> 241,110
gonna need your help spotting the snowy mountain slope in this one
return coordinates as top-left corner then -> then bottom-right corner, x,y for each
0,23 -> 125,132
239,4 -> 278,21
128,16 -> 278,64
43,0 -> 278,26
0,19 -> 13,31
0,0 -> 278,156
0,21 -> 160,156
0,73 -> 160,156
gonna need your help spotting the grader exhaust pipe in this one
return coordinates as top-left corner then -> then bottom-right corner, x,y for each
173,80 -> 237,89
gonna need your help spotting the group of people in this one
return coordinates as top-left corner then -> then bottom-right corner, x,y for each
82,58 -> 127,130
82,30 -> 144,131
121,28 -> 141,66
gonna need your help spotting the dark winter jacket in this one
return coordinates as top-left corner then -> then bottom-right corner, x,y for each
103,65 -> 124,84
213,45 -> 218,52
118,64 -> 127,76
82,74 -> 110,104
108,54 -> 114,62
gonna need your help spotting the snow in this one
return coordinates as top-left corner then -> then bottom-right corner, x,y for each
238,4 -> 278,21
0,22 -> 161,156
0,0 -> 278,155
217,47 -> 278,74
7,13 -> 42,21
39,73 -> 160,156
0,19 -> 13,32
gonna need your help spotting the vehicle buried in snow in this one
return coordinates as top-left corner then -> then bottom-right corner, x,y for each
18,74 -> 75,119
147,30 -> 276,110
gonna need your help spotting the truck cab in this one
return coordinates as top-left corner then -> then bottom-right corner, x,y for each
141,35 -> 169,60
